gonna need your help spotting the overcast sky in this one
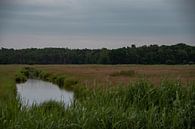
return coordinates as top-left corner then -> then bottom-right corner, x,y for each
0,0 -> 195,49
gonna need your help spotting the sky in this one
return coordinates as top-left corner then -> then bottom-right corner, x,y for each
0,0 -> 195,49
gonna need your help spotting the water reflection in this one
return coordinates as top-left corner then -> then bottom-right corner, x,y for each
16,79 -> 74,107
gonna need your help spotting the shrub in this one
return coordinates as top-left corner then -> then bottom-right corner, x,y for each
15,73 -> 27,83
110,70 -> 135,77
55,75 -> 65,87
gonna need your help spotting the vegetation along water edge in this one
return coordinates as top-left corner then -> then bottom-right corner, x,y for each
0,65 -> 195,129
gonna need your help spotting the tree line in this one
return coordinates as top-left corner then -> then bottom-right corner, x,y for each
0,43 -> 194,64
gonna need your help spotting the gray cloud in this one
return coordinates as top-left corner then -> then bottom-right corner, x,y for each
0,0 -> 194,48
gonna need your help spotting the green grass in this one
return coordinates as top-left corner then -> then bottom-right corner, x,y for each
16,67 -> 79,90
110,70 -> 135,77
0,65 -> 194,129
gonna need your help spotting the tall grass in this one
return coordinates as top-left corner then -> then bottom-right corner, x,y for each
110,70 -> 135,77
16,67 -> 79,90
0,66 -> 194,129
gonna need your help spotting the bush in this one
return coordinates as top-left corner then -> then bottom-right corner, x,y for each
110,70 -> 135,77
166,60 -> 175,65
15,73 -> 27,83
188,61 -> 194,65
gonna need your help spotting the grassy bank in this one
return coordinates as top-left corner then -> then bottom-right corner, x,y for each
15,67 -> 79,91
0,65 -> 195,129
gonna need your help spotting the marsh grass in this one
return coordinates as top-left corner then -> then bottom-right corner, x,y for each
0,66 -> 195,129
16,67 -> 79,90
110,70 -> 135,77
1,80 -> 194,129
15,71 -> 27,83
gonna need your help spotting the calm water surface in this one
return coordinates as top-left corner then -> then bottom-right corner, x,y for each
16,79 -> 74,107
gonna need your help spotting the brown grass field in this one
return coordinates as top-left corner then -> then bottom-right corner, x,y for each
29,65 -> 195,87
1,65 -> 195,89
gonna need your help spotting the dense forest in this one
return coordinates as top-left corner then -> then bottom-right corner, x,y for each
0,43 -> 195,64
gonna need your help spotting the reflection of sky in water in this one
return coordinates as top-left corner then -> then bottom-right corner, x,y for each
16,79 -> 74,107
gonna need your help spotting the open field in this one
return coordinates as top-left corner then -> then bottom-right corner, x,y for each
0,65 -> 195,129
33,65 -> 195,86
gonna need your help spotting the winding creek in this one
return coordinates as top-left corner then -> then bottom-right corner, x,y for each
16,79 -> 74,107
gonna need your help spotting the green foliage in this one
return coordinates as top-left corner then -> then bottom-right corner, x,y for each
110,70 -> 135,77
0,43 -> 195,64
15,67 -> 79,91
15,70 -> 27,83
64,78 -> 78,89
1,80 -> 194,129
1,66 -> 195,129
55,75 -> 65,87
166,59 -> 175,65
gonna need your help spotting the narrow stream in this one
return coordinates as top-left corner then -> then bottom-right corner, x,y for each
16,79 -> 74,107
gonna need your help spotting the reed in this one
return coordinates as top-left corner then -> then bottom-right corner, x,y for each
0,65 -> 194,129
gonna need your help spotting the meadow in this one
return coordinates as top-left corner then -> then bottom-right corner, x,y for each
0,65 -> 195,129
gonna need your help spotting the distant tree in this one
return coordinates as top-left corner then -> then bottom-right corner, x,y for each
98,48 -> 110,64
0,43 -> 194,64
